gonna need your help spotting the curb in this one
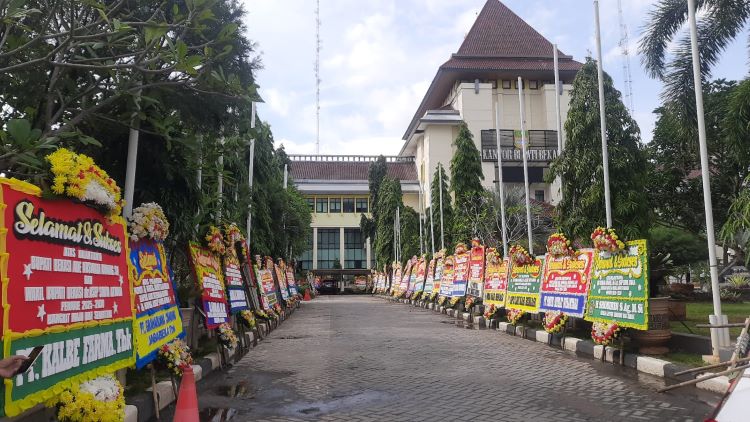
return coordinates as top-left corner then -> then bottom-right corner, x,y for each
375,295 -> 729,394
125,305 -> 300,422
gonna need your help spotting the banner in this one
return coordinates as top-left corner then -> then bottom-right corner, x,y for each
423,258 -> 436,296
286,266 -> 298,296
483,254 -> 509,307
585,240 -> 649,330
539,249 -> 594,317
413,258 -> 427,295
392,265 -> 402,295
438,256 -> 454,297
257,259 -> 278,310
0,179 -> 135,416
188,242 -> 228,329
451,251 -> 470,297
398,261 -> 412,295
128,239 -> 183,369
223,247 -> 249,313
274,263 -> 290,302
466,243 -> 485,299
506,256 -> 544,312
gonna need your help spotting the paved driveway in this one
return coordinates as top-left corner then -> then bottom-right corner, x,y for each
180,296 -> 719,421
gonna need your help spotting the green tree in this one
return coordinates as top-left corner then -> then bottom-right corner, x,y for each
430,163 -> 454,250
375,177 -> 403,269
360,155 -> 387,241
646,80 -> 747,233
450,122 -> 485,243
548,58 -> 651,241
640,0 -> 750,103
399,207 -> 421,260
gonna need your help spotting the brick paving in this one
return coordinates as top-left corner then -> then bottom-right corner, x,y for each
188,296 -> 718,421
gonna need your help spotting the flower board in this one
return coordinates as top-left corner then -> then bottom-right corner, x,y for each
274,261 -> 290,302
0,179 -> 135,417
539,249 -> 594,318
398,260 -> 413,297
256,259 -> 278,311
285,266 -> 299,296
483,249 -> 509,307
584,239 -> 649,330
505,256 -> 544,313
466,241 -> 485,299
128,239 -> 183,369
187,242 -> 228,329
451,249 -> 470,298
223,246 -> 249,313
422,258 -> 437,297
438,256 -> 454,298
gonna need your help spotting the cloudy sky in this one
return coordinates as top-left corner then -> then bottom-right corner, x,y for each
244,0 -> 748,156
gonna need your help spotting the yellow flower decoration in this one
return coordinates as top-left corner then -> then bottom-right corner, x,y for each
46,148 -> 123,217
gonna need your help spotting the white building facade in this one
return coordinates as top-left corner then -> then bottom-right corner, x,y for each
400,0 -> 582,209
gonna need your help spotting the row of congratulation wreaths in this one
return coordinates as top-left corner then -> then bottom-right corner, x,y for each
374,227 -> 630,347
14,149 -> 301,422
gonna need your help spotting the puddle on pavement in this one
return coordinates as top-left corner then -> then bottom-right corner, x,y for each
199,407 -> 238,421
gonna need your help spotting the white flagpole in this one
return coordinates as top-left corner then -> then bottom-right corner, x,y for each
123,90 -> 141,218
687,0 -> 729,353
494,98 -> 509,258
594,0 -> 613,228
518,77 -> 533,255
553,45 -> 564,154
419,185 -> 424,255
283,164 -> 288,189
438,166 -> 445,250
217,138 -> 224,223
247,139 -> 255,242
429,182 -> 435,255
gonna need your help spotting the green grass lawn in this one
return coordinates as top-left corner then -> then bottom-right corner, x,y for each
671,301 -> 750,338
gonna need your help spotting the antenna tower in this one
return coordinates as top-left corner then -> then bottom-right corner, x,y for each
618,0 -> 635,114
315,0 -> 321,155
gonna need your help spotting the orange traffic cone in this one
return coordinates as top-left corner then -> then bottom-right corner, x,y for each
173,365 -> 199,422
303,289 -> 311,301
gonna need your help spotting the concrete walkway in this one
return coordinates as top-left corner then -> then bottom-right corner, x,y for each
160,296 -> 719,421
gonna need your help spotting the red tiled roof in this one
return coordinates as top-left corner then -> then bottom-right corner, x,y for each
442,57 -> 582,72
401,0 -> 582,143
457,0 -> 572,59
290,161 -> 418,182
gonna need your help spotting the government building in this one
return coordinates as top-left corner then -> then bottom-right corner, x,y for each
291,0 -> 582,286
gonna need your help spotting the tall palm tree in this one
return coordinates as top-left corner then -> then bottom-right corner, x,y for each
639,0 -> 750,103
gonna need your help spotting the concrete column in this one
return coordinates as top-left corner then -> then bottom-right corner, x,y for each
312,227 -> 318,270
340,227 -> 345,292
366,236 -> 372,269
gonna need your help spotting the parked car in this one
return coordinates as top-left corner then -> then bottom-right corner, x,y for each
318,279 -> 338,294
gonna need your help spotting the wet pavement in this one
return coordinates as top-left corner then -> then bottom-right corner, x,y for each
156,296 -> 719,421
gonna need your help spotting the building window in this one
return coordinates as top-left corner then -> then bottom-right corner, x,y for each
330,197 -> 341,213
529,80 -> 539,90
315,198 -> 328,213
306,197 -> 314,211
343,198 -> 355,213
535,190 -> 545,202
356,198 -> 368,213
317,229 -> 340,269
298,235 -> 313,271
344,228 -> 365,269
502,80 -> 511,89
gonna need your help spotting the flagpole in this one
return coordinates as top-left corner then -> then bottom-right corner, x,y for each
518,77 -> 533,255
494,98 -> 509,258
553,45 -> 564,154
687,0 -> 729,354
419,184 -> 424,255
593,0 -> 613,228
438,166 -> 445,250
247,102 -> 256,242
429,181 -> 435,255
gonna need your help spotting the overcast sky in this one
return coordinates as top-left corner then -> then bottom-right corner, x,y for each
244,0 -> 748,156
